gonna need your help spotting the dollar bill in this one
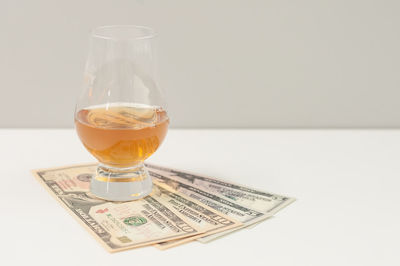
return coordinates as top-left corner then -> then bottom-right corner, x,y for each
32,164 -> 213,252
152,182 -> 242,249
146,163 -> 295,215
149,170 -> 272,242
147,165 -> 295,242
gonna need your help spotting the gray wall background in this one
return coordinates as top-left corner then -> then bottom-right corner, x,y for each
1,0 -> 400,128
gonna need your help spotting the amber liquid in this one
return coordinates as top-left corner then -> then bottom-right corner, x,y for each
75,104 -> 169,168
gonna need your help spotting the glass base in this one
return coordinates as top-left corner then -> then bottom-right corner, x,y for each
90,163 -> 152,201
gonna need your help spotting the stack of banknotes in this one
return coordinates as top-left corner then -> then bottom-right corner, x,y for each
32,163 -> 295,252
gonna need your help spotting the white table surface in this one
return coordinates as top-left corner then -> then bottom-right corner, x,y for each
1,129 -> 399,266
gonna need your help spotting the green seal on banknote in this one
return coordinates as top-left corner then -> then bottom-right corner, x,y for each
123,216 -> 147,226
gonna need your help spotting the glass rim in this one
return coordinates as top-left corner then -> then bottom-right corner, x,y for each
91,25 -> 157,41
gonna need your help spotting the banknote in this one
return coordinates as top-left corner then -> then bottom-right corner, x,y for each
32,164 -> 212,252
147,165 -> 295,242
152,182 -> 242,249
149,170 -> 272,242
146,163 -> 295,215
33,163 -> 293,249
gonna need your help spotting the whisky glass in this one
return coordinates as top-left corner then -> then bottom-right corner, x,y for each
75,25 -> 169,201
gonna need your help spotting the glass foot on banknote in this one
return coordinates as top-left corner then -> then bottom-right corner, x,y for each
90,163 -> 153,201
